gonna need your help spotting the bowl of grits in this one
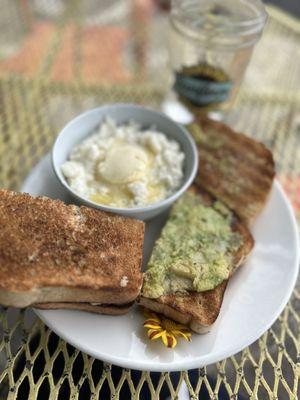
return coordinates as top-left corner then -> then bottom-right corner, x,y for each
52,104 -> 198,220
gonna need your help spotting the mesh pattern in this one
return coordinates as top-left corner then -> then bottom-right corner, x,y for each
0,2 -> 299,399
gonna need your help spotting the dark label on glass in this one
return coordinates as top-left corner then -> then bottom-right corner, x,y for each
174,64 -> 232,108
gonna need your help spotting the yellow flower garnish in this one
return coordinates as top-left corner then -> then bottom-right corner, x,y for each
143,310 -> 192,348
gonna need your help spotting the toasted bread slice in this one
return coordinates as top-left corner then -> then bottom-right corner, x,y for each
188,117 -> 275,224
34,301 -> 134,315
139,188 -> 254,333
140,282 -> 227,333
0,190 -> 144,310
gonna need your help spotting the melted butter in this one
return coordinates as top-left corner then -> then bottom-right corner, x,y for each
90,185 -> 134,208
99,143 -> 149,184
147,182 -> 165,203
90,181 -> 164,208
90,141 -> 166,207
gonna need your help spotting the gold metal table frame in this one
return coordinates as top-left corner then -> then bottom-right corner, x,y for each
0,2 -> 299,399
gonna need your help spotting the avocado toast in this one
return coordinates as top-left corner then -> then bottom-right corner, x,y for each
139,118 -> 275,333
139,187 -> 254,333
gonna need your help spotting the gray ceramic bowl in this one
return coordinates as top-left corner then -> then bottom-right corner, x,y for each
52,104 -> 198,220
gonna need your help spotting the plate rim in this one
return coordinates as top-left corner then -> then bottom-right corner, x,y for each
23,155 -> 300,372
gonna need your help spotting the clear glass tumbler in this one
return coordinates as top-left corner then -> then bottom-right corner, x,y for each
169,0 -> 267,117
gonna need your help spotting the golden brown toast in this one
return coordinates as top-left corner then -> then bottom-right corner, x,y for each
140,282 -> 227,333
139,187 -> 254,333
0,190 -> 144,310
188,117 -> 275,224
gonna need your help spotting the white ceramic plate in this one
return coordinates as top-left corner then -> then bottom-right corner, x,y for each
21,154 -> 299,372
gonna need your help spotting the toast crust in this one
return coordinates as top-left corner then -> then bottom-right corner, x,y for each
34,301 -> 134,315
0,190 -> 144,305
0,285 -> 140,308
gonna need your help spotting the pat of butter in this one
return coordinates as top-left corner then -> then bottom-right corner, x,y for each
99,144 -> 148,184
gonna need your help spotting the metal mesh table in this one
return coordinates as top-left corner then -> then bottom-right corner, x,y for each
0,2 -> 299,399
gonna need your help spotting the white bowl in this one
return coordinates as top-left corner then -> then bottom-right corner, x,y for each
52,104 -> 198,220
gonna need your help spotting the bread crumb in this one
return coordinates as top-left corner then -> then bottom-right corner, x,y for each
28,250 -> 39,262
57,239 -> 65,248
120,276 -> 128,287
68,206 -> 86,230
78,259 -> 86,268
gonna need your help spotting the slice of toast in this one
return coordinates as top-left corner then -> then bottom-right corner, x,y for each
0,189 -> 144,310
188,117 -> 275,224
139,188 -> 254,333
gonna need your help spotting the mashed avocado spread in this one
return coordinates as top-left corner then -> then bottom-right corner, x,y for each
142,192 -> 241,298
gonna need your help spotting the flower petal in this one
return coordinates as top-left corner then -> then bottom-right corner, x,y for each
161,331 -> 168,347
144,317 -> 160,323
144,322 -> 162,329
172,330 -> 192,341
167,333 -> 177,348
148,329 -> 163,340
143,318 -> 161,328
161,331 -> 177,348
172,329 -> 191,335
